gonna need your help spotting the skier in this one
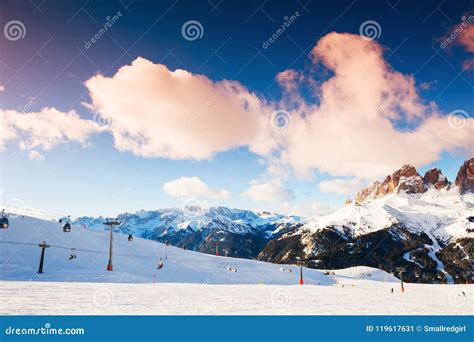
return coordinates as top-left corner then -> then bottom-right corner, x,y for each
128,234 -> 133,241
391,288 -> 394,294
157,258 -> 164,270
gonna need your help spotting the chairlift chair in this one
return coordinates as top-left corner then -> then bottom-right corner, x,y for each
0,210 -> 9,229
61,215 -> 71,233
69,248 -> 77,260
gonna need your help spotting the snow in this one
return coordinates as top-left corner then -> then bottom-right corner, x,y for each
1,215 -> 472,315
0,215 -> 392,285
1,281 -> 472,315
301,188 -> 474,241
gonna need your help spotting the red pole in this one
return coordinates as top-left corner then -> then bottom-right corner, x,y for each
107,224 -> 113,271
299,266 -> 304,285
215,245 -> 219,256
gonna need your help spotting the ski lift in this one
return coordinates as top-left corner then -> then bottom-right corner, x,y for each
128,234 -> 133,241
0,210 -> 9,229
60,215 -> 71,233
69,248 -> 77,260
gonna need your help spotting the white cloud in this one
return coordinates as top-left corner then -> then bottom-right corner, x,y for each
285,201 -> 335,218
241,180 -> 294,203
28,150 -> 45,161
163,177 -> 230,200
0,107 -> 103,153
0,85 -> 5,92
319,178 -> 365,195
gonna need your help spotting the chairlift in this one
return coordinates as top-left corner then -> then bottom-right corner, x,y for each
69,248 -> 77,260
0,209 -> 9,229
61,215 -> 71,233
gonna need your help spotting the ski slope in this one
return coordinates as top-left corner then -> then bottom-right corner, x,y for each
2,281 -> 472,315
1,215 -> 472,315
0,215 -> 395,285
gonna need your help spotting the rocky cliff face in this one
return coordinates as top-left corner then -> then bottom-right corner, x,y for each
455,158 -> 474,194
423,168 -> 450,190
355,164 -> 454,203
356,165 -> 427,203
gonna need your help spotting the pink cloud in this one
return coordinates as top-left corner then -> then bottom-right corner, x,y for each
84,57 -> 276,160
278,32 -> 473,179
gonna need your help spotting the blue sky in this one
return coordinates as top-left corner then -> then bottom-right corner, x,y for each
0,0 -> 473,218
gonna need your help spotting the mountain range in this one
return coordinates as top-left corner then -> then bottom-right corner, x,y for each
74,158 -> 474,284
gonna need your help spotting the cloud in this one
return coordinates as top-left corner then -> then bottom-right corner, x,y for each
439,14 -> 474,70
278,32 -> 474,179
242,180 -> 294,203
0,107 -> 102,153
2,32 -> 472,189
319,178 -> 365,195
0,85 -> 4,92
28,150 -> 45,161
84,57 -> 276,160
163,176 -> 230,200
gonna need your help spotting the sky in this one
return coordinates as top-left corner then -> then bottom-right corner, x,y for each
0,0 -> 473,219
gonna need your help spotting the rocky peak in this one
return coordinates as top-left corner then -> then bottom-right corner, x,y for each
423,168 -> 450,190
455,158 -> 474,194
356,164 -> 427,203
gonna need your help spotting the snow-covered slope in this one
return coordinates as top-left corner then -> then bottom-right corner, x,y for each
301,188 -> 474,242
0,215 -> 395,285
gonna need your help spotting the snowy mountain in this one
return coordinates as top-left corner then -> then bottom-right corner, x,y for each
74,207 -> 303,259
259,158 -> 474,284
